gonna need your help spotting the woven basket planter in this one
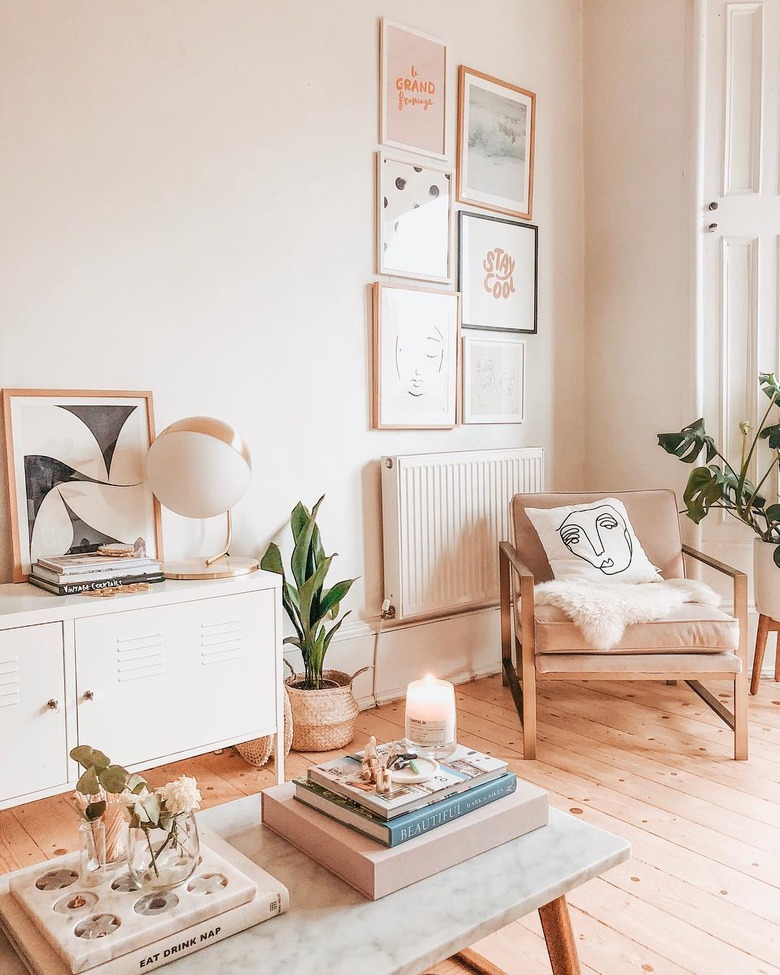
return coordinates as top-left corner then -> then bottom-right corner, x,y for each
285,667 -> 370,752
235,689 -> 293,768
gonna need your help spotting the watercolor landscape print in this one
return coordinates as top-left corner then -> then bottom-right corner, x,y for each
458,68 -> 535,220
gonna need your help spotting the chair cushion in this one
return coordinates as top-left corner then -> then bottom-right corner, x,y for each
524,497 -> 660,584
522,602 -> 740,654
535,652 -> 742,675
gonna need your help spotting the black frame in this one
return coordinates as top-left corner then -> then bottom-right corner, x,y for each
457,210 -> 538,334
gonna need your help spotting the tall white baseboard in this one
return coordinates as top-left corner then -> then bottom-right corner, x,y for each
282,607 -> 501,710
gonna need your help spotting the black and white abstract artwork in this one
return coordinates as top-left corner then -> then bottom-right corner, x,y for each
377,154 -> 452,283
462,334 -> 525,424
3,391 -> 160,579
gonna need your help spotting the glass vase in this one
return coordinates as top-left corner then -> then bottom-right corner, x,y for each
78,820 -> 107,887
126,812 -> 200,892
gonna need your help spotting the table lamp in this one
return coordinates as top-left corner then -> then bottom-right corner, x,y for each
145,416 -> 259,579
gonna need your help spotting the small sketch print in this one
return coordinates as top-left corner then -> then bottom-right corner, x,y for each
462,335 -> 524,425
377,154 -> 452,283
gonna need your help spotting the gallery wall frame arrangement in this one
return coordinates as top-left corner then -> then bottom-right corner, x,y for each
372,283 -> 460,430
458,210 -> 538,334
379,19 -> 447,159
376,153 -> 453,284
2,388 -> 162,581
457,66 -> 536,221
462,333 -> 525,425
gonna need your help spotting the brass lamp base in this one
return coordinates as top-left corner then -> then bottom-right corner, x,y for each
162,556 -> 259,581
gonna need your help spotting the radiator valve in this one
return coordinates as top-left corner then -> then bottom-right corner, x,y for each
380,598 -> 396,620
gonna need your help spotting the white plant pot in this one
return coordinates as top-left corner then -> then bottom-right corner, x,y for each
753,538 -> 780,619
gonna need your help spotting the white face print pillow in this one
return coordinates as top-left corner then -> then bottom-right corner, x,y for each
525,498 -> 660,584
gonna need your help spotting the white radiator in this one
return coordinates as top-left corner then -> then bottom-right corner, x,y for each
381,447 -> 545,620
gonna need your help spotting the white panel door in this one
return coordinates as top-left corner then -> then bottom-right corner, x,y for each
75,592 -> 276,768
702,0 -> 780,582
0,623 -> 67,802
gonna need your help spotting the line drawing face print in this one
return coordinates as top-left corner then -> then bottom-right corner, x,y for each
558,504 -> 633,575
395,324 -> 444,398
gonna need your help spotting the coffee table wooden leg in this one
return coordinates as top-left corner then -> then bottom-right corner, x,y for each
538,895 -> 582,975
451,947 -> 508,974
751,613 -> 771,695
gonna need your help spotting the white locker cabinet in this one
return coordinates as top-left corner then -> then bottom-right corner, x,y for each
0,574 -> 284,810
0,623 -> 68,802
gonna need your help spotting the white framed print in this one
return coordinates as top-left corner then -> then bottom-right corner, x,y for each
2,388 -> 162,581
380,19 -> 447,159
457,66 -> 536,220
377,153 -> 452,283
458,210 -> 538,333
372,283 -> 459,429
462,334 -> 525,424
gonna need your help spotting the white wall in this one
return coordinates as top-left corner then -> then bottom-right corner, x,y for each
0,1 -> 586,696
582,0 -> 698,500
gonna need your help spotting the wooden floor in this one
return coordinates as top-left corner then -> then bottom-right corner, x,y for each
2,676 -> 780,975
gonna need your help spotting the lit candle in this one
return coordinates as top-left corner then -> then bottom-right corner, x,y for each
404,674 -> 457,759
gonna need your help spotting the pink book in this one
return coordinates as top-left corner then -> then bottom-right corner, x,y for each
261,780 -> 548,900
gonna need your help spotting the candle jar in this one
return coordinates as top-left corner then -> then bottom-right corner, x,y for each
404,675 -> 457,760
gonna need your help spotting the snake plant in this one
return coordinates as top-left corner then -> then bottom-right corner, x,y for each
260,495 -> 357,689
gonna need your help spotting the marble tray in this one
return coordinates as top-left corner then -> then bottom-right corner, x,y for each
9,835 -> 256,974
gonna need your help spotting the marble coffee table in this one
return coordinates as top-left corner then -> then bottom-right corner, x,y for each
0,793 -> 630,975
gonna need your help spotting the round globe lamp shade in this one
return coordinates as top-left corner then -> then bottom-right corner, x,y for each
146,417 -> 258,579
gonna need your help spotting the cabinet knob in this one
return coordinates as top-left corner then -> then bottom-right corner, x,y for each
708,201 -> 719,211
46,698 -> 60,712
83,690 -> 95,701
707,223 -> 718,232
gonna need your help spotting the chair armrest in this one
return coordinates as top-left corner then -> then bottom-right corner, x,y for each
681,544 -> 747,580
681,544 -> 748,668
499,541 -> 535,581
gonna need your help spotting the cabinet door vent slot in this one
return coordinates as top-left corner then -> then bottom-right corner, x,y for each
0,655 -> 20,707
200,621 -> 243,666
116,634 -> 165,682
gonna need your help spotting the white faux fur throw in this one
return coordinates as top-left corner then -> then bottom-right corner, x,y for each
534,578 -> 721,651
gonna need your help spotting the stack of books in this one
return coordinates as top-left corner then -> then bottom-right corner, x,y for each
29,552 -> 164,596
262,742 -> 549,899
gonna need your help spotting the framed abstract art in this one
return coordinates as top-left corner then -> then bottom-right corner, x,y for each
2,388 -> 162,580
462,333 -> 525,424
372,283 -> 459,429
376,153 -> 452,283
457,66 -> 536,220
380,19 -> 447,159
458,211 -> 538,333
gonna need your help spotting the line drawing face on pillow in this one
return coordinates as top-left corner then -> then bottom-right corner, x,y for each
558,504 -> 633,575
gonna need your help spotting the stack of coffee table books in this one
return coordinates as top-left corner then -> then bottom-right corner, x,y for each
0,827 -> 288,975
262,743 -> 548,899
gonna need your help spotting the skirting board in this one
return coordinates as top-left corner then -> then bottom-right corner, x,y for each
284,606 -> 501,708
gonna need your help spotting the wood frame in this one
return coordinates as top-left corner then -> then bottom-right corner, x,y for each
375,152 -> 453,284
457,66 -> 536,221
1,388 -> 162,581
371,282 -> 460,430
499,539 -> 749,762
379,18 -> 447,160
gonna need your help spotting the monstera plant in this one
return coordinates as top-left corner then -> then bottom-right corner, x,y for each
658,372 -> 780,566
261,495 -> 357,690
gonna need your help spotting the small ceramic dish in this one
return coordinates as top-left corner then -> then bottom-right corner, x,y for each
388,757 -> 439,784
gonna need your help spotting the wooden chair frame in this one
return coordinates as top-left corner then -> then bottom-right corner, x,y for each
499,541 -> 749,761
